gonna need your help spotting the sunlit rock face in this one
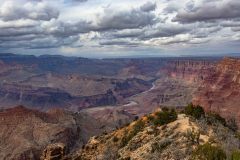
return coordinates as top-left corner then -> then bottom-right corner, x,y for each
193,57 -> 240,126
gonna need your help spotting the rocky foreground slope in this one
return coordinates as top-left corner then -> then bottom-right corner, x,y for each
45,107 -> 240,160
193,57 -> 240,126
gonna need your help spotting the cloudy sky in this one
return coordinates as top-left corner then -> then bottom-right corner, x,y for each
0,0 -> 240,57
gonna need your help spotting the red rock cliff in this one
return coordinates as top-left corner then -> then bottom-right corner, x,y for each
193,57 -> 240,125
160,60 -> 216,83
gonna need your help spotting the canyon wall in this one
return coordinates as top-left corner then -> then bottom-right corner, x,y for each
0,105 -> 133,159
193,57 -> 240,125
160,59 -> 216,83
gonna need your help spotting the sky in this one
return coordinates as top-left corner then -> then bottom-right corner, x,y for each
0,0 -> 240,58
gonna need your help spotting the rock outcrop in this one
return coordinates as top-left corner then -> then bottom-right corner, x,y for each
41,143 -> 66,160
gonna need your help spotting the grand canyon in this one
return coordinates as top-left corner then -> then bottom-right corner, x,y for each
0,53 -> 240,159
1,0 -> 240,159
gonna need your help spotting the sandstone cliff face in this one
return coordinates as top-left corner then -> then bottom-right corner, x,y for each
160,60 -> 216,84
193,57 -> 240,125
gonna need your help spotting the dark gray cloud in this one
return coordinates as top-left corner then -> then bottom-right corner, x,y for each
0,35 -> 79,49
95,8 -> 156,31
174,0 -> 240,23
27,35 -> 79,49
99,39 -> 139,46
0,27 -> 43,37
109,24 -> 189,40
140,25 -> 189,39
190,26 -> 222,38
220,20 -> 240,27
47,20 -> 94,37
0,0 -> 239,56
140,2 -> 156,12
231,27 -> 240,32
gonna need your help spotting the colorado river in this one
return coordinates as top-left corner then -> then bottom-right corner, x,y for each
123,82 -> 156,107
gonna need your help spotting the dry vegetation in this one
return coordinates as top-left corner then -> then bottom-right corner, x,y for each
68,104 -> 240,160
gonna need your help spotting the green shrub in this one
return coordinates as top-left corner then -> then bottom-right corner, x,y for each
147,115 -> 154,122
231,150 -> 240,160
162,107 -> 170,112
191,143 -> 226,160
132,119 -> 145,135
153,108 -> 177,126
185,103 -> 194,115
206,112 -> 226,126
120,129 -> 130,147
185,103 -> 205,119
206,113 -> 238,132
120,120 -> 145,147
227,118 -> 238,132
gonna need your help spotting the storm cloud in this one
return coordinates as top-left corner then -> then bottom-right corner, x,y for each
174,0 -> 240,23
0,0 -> 239,57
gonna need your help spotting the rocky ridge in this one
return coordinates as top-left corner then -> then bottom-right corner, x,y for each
64,108 -> 240,160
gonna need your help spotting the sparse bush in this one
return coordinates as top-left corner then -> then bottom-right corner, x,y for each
123,157 -> 131,160
132,119 -> 145,135
185,103 -> 205,119
185,103 -> 194,115
235,132 -> 240,140
206,112 -> 226,126
206,113 -> 238,132
112,136 -> 119,142
191,143 -> 226,160
102,145 -> 119,160
185,128 -> 200,144
147,115 -> 154,122
162,107 -> 170,112
227,118 -> 238,132
120,120 -> 145,148
231,150 -> 240,160
152,108 -> 177,126
151,138 -> 172,153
